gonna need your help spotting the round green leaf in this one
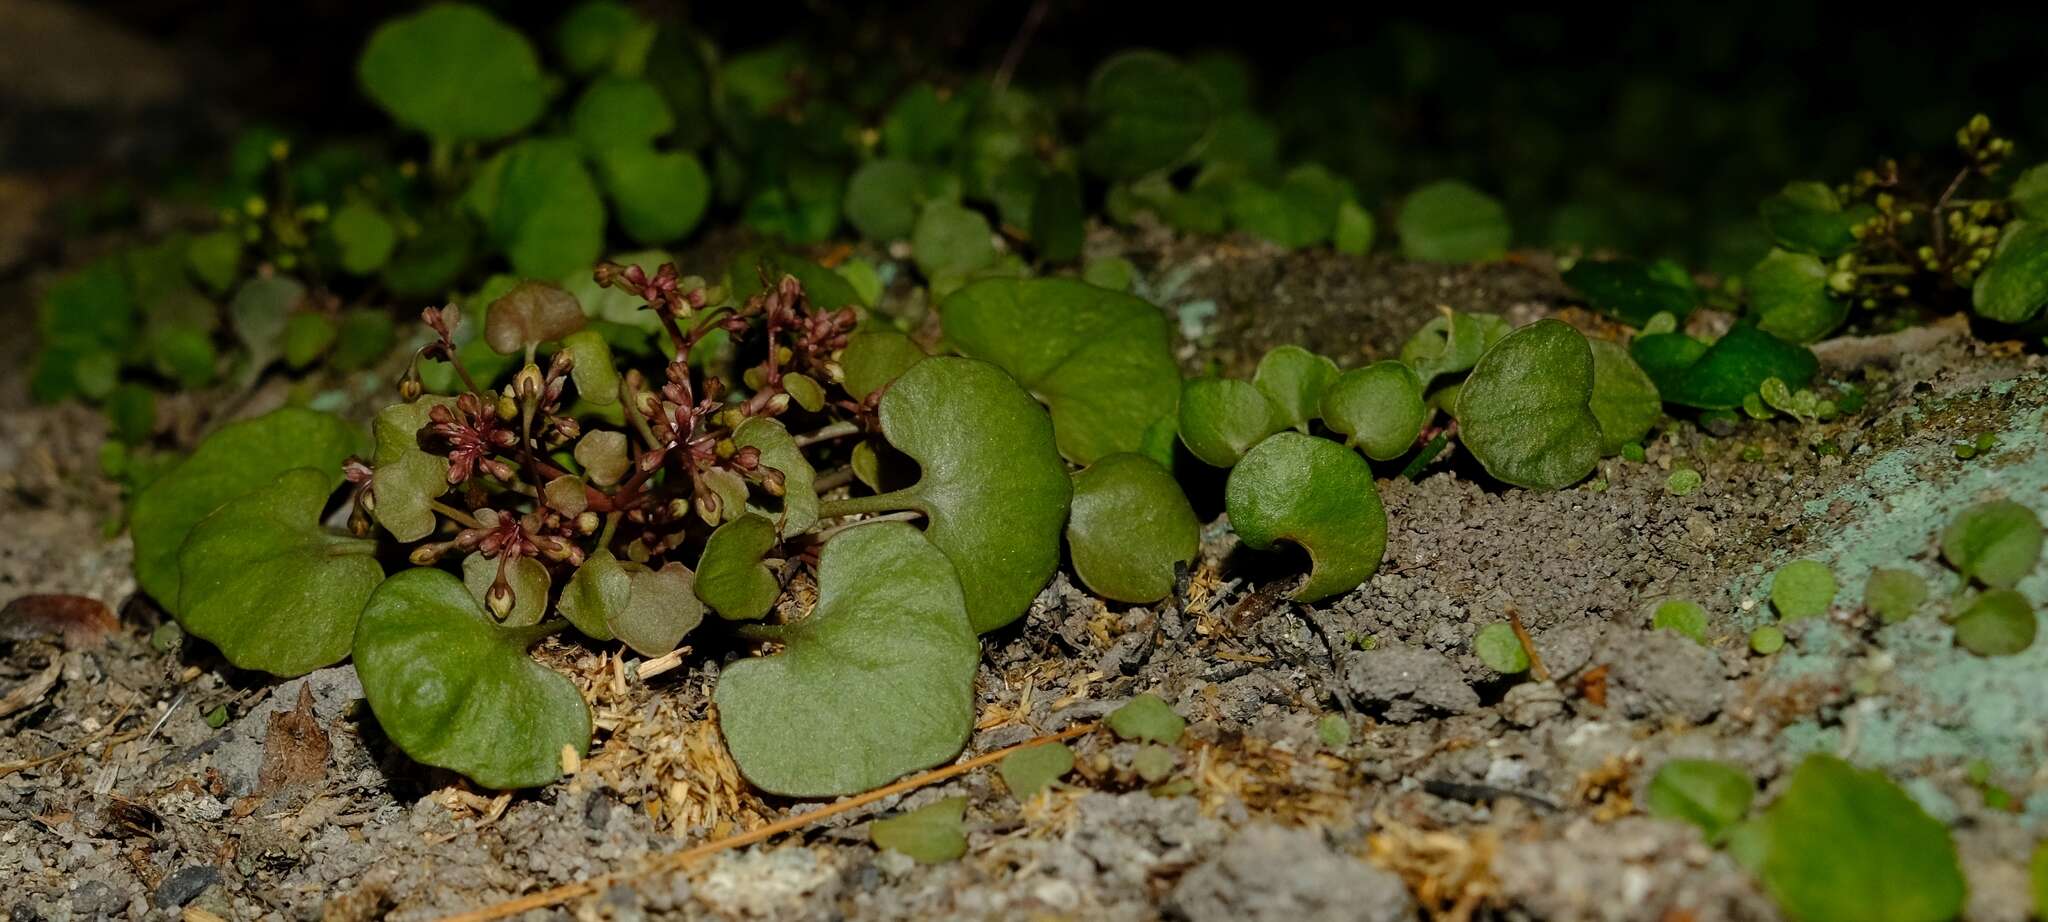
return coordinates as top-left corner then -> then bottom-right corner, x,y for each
557,550 -> 623,641
329,202 -> 397,276
1397,180 -> 1510,263
999,743 -> 1075,801
575,430 -> 631,486
1474,622 -> 1530,673
1941,500 -> 2043,589
715,521 -> 979,796
844,159 -> 928,241
1081,51 -> 1214,180
840,330 -> 927,401
1320,361 -> 1426,461
1334,200 -> 1375,255
556,0 -> 642,76
609,562 -> 704,656
355,568 -> 592,789
882,84 -> 968,163
1770,559 -> 1837,620
460,553 -> 551,628
176,468 -> 382,676
1178,377 -> 1283,468
874,357 -> 1071,633
480,139 -> 606,281
1225,432 -> 1386,602
733,417 -> 818,535
370,398 -> 453,542
1067,454 -> 1198,604
1630,325 -> 1818,411
1953,589 -> 2037,657
1862,568 -> 1929,624
1752,754 -> 1964,922
561,331 -> 620,407
1759,181 -> 1868,258
912,201 -> 996,280
1400,309 -> 1510,386
1252,346 -> 1339,432
1652,600 -> 1709,643
382,215 -> 476,298
131,407 -> 365,610
1647,759 -> 1753,843
1107,693 -> 1185,745
486,280 -> 587,354
1973,222 -> 2048,324
569,77 -> 673,154
1562,258 -> 1699,327
186,230 -> 242,295
1456,319 -> 1601,491
357,3 -> 546,142
696,514 -> 781,621
871,797 -> 967,864
1747,248 -> 1845,343
1588,339 -> 1661,456
594,146 -> 710,246
228,276 -> 305,372
940,278 -> 1181,465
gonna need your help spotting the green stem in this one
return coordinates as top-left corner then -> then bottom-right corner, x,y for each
430,499 -> 484,529
817,490 -> 919,518
507,618 -> 569,648
428,138 -> 456,185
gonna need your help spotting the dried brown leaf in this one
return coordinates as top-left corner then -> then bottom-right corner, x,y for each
1,594 -> 119,649
257,684 -> 330,793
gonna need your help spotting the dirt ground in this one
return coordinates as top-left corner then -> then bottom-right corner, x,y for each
3,215 -> 2046,921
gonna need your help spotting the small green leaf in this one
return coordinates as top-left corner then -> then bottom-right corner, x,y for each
131,408 -> 364,610
176,469 -> 382,676
556,550 -> 622,641
1953,589 -> 2037,657
1588,339 -> 1661,456
575,430 -> 631,487
281,312 -> 336,370
561,331 -> 621,406
1770,559 -> 1837,620
1225,432 -> 1386,601
462,553 -> 551,627
1081,51 -> 1214,180
1397,180 -> 1510,263
1562,258 -> 1699,327
1750,625 -> 1787,654
912,201 -> 996,281
1456,319 -> 1601,490
883,84 -> 968,163
357,3 -> 546,143
228,276 -> 304,373
382,215 -> 476,298
1133,744 -> 1175,782
569,77 -> 673,155
594,146 -> 710,246
715,522 -> 979,796
1941,499 -> 2044,588
1000,743 -> 1075,800
1333,200 -> 1375,255
476,139 -> 606,281
839,330 -> 927,401
1108,693 -> 1185,745
1747,248 -> 1845,344
695,514 -> 781,621
1474,622 -> 1530,673
555,0 -> 642,76
1316,714 -> 1351,747
1252,346 -> 1339,432
871,797 -> 968,864
1863,568 -> 1928,623
1759,181 -> 1868,258
186,230 -> 241,295
782,373 -> 825,412
1178,377 -> 1283,467
1666,468 -> 1702,496
727,247 -> 864,313
331,309 -> 397,371
355,568 -> 591,789
329,202 -> 397,275
844,158 -> 930,241
873,358 -> 1071,633
732,417 -> 817,536
1400,309 -> 1510,387
1751,754 -> 1964,922
1646,759 -> 1753,842
609,562 -> 704,656
1319,362 -> 1426,461
2031,839 -> 2048,919
1630,325 -> 1818,411
1067,454 -> 1198,604
369,398 -> 453,542
941,278 -> 1180,466
1083,257 -> 1137,292
1652,600 -> 1709,643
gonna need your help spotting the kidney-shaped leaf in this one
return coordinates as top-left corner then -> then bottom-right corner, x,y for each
1081,51 -> 1214,181
1941,499 -> 2043,589
357,3 -> 546,143
1320,361 -> 1426,461
1751,753 -> 1964,922
696,514 -> 781,621
875,357 -> 1071,632
940,278 -> 1180,465
557,550 -> 623,642
840,330 -> 928,401
176,468 -> 382,676
1974,221 -> 2048,324
370,398 -> 453,542
610,562 -> 705,656
733,417 -> 818,535
1562,258 -> 1699,327
1631,325 -> 1817,410
485,280 -> 586,354
715,521 -> 979,796
1253,346 -> 1339,432
131,407 -> 365,611
461,553 -> 551,627
355,568 -> 592,789
1400,309 -> 1511,387
1178,376 -> 1283,467
1225,432 -> 1386,602
1067,454 -> 1198,604
1588,339 -> 1660,455
1456,319 -> 1600,490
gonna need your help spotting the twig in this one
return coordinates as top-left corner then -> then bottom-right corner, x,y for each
0,702 -> 140,778
435,722 -> 1100,922
1505,604 -> 1550,682
990,0 -> 1050,96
